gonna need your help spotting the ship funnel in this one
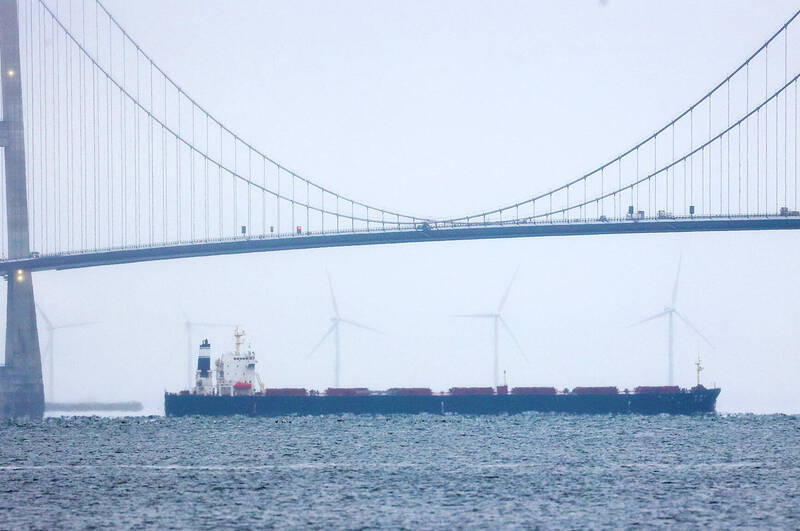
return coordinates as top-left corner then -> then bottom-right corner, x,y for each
198,339 -> 212,375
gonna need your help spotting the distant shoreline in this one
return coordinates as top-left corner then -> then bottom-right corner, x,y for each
45,402 -> 143,412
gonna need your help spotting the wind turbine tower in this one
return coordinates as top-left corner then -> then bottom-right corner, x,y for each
36,304 -> 97,402
629,257 -> 714,385
454,267 -> 527,388
309,273 -> 381,387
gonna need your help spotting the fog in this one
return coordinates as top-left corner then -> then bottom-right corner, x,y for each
10,0 -> 800,414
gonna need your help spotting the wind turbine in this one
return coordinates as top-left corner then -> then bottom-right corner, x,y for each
454,267 -> 528,388
36,304 -> 97,403
629,257 -> 714,385
308,273 -> 381,388
182,312 -> 237,390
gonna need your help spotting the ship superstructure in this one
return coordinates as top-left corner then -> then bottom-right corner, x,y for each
193,328 -> 260,397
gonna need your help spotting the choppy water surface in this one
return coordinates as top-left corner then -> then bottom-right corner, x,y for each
1,414 -> 799,528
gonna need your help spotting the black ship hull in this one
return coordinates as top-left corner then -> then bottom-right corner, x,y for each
165,388 -> 720,416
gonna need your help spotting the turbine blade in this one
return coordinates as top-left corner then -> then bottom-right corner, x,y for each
498,265 -> 521,313
452,313 -> 496,318
627,310 -> 671,328
499,316 -> 528,363
53,321 -> 99,330
35,303 -> 54,330
43,334 -> 53,361
308,324 -> 337,358
673,310 -> 715,349
671,254 -> 682,307
339,318 -> 382,335
326,271 -> 340,318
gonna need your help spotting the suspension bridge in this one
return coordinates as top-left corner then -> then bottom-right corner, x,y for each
1,0 -> 800,417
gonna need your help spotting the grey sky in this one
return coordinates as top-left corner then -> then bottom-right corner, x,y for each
14,0 -> 800,413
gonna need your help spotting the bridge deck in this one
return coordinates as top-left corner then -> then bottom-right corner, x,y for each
2,216 -> 799,273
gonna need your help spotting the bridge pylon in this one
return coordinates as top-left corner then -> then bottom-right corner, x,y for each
0,0 -> 43,418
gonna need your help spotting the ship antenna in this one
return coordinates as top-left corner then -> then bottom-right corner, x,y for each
695,354 -> 703,387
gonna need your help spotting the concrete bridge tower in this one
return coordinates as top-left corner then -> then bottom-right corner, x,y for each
0,0 -> 44,418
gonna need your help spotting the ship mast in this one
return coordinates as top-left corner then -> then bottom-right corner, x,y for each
234,327 -> 244,355
695,355 -> 703,387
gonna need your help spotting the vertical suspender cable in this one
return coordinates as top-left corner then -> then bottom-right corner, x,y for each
247,149 -> 252,235
277,167 -> 281,233
727,80 -> 730,216
135,45 -> 140,244
92,2 -> 98,248
219,122 -> 223,238
217,124 -> 225,238
149,60 -> 154,244
600,169 -> 604,216
162,73 -> 167,242
738,102 -> 742,215
122,35 -> 127,244
66,0 -> 73,249
205,112 -> 209,240
53,12 -> 58,248
55,5 -> 61,252
785,27 -> 788,209
233,137 -> 237,236
701,144 -> 705,216
176,89 -> 181,239
262,158 -> 266,235
776,45 -> 780,211
81,0 -> 86,248
620,156 -> 623,218
707,94 -> 711,215
94,11 -> 100,248
636,147 -> 639,210
41,6 -> 46,251
190,103 -> 194,241
720,90 -> 723,215
672,123 -> 675,213
765,45 -> 768,214
690,108 -> 693,212
108,12 -> 113,246
291,173 -> 294,232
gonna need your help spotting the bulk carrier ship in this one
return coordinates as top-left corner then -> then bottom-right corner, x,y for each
164,329 -> 720,416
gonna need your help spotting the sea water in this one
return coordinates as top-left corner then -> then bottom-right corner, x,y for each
1,413 -> 798,528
